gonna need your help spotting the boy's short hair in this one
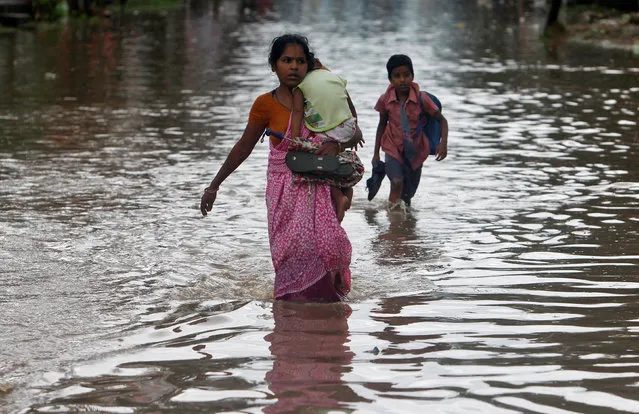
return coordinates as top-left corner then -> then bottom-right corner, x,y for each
386,54 -> 414,80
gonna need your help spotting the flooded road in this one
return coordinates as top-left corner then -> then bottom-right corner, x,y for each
1,0 -> 638,412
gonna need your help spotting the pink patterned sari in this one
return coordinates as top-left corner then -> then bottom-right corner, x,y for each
266,123 -> 352,302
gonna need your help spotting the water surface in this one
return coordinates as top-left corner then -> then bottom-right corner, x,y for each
1,1 -> 638,412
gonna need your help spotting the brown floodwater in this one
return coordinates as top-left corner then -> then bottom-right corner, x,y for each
1,0 -> 638,413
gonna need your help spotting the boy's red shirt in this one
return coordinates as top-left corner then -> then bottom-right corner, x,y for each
375,82 -> 439,169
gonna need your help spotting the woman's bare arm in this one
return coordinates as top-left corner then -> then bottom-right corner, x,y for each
200,122 -> 264,216
290,88 -> 305,138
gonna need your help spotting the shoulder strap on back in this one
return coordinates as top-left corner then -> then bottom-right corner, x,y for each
418,91 -> 430,116
424,91 -> 442,111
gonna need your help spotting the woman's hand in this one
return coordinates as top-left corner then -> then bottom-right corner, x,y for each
200,187 -> 218,216
315,141 -> 340,156
372,153 -> 380,166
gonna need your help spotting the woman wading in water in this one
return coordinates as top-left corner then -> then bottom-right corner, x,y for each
200,34 -> 362,302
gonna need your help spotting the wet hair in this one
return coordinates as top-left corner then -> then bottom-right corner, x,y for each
386,54 -> 414,80
268,34 -> 315,71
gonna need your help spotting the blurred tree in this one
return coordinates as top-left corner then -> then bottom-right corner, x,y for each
545,0 -> 563,33
567,0 -> 638,11
67,0 -> 92,16
546,0 -> 562,30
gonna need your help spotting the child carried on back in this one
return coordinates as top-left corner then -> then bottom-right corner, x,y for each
290,59 -> 363,222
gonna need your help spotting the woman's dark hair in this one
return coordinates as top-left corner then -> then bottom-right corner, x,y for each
268,34 -> 315,71
386,54 -> 414,80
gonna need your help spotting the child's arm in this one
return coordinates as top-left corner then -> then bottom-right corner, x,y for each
373,112 -> 388,165
290,87 -> 305,138
314,58 -> 327,70
433,111 -> 448,161
342,93 -> 364,150
346,92 -> 357,118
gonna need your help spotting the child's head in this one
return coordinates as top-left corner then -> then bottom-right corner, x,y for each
268,34 -> 315,72
386,54 -> 414,81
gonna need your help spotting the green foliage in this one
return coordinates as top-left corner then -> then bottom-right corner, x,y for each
54,0 -> 69,19
32,0 -> 66,21
542,21 -> 567,39
0,25 -> 18,34
565,4 -> 625,23
116,0 -> 183,12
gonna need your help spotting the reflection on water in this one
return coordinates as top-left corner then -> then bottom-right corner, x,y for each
23,301 -> 361,413
1,0 -> 638,412
264,302 -> 361,413
364,207 -> 439,266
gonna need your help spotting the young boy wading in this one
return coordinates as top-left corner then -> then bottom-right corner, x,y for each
371,54 -> 449,209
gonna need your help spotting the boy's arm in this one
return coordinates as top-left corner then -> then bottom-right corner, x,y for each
421,92 -> 448,161
373,111 -> 388,165
290,88 -> 305,138
433,111 -> 448,161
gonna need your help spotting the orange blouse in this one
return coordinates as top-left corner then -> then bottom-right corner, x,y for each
248,92 -> 291,146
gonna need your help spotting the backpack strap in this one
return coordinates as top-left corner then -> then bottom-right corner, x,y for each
415,92 -> 427,136
418,91 -> 443,156
419,91 -> 442,114
415,90 -> 443,132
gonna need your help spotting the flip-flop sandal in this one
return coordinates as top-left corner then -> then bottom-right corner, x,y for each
366,160 -> 385,201
286,151 -> 354,177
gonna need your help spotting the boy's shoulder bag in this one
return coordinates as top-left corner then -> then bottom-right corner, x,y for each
418,91 -> 442,156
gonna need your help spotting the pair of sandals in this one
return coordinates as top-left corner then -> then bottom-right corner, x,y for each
285,151 -> 354,178
264,128 -> 355,178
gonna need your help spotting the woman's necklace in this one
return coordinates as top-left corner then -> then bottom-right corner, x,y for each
274,88 -> 292,111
